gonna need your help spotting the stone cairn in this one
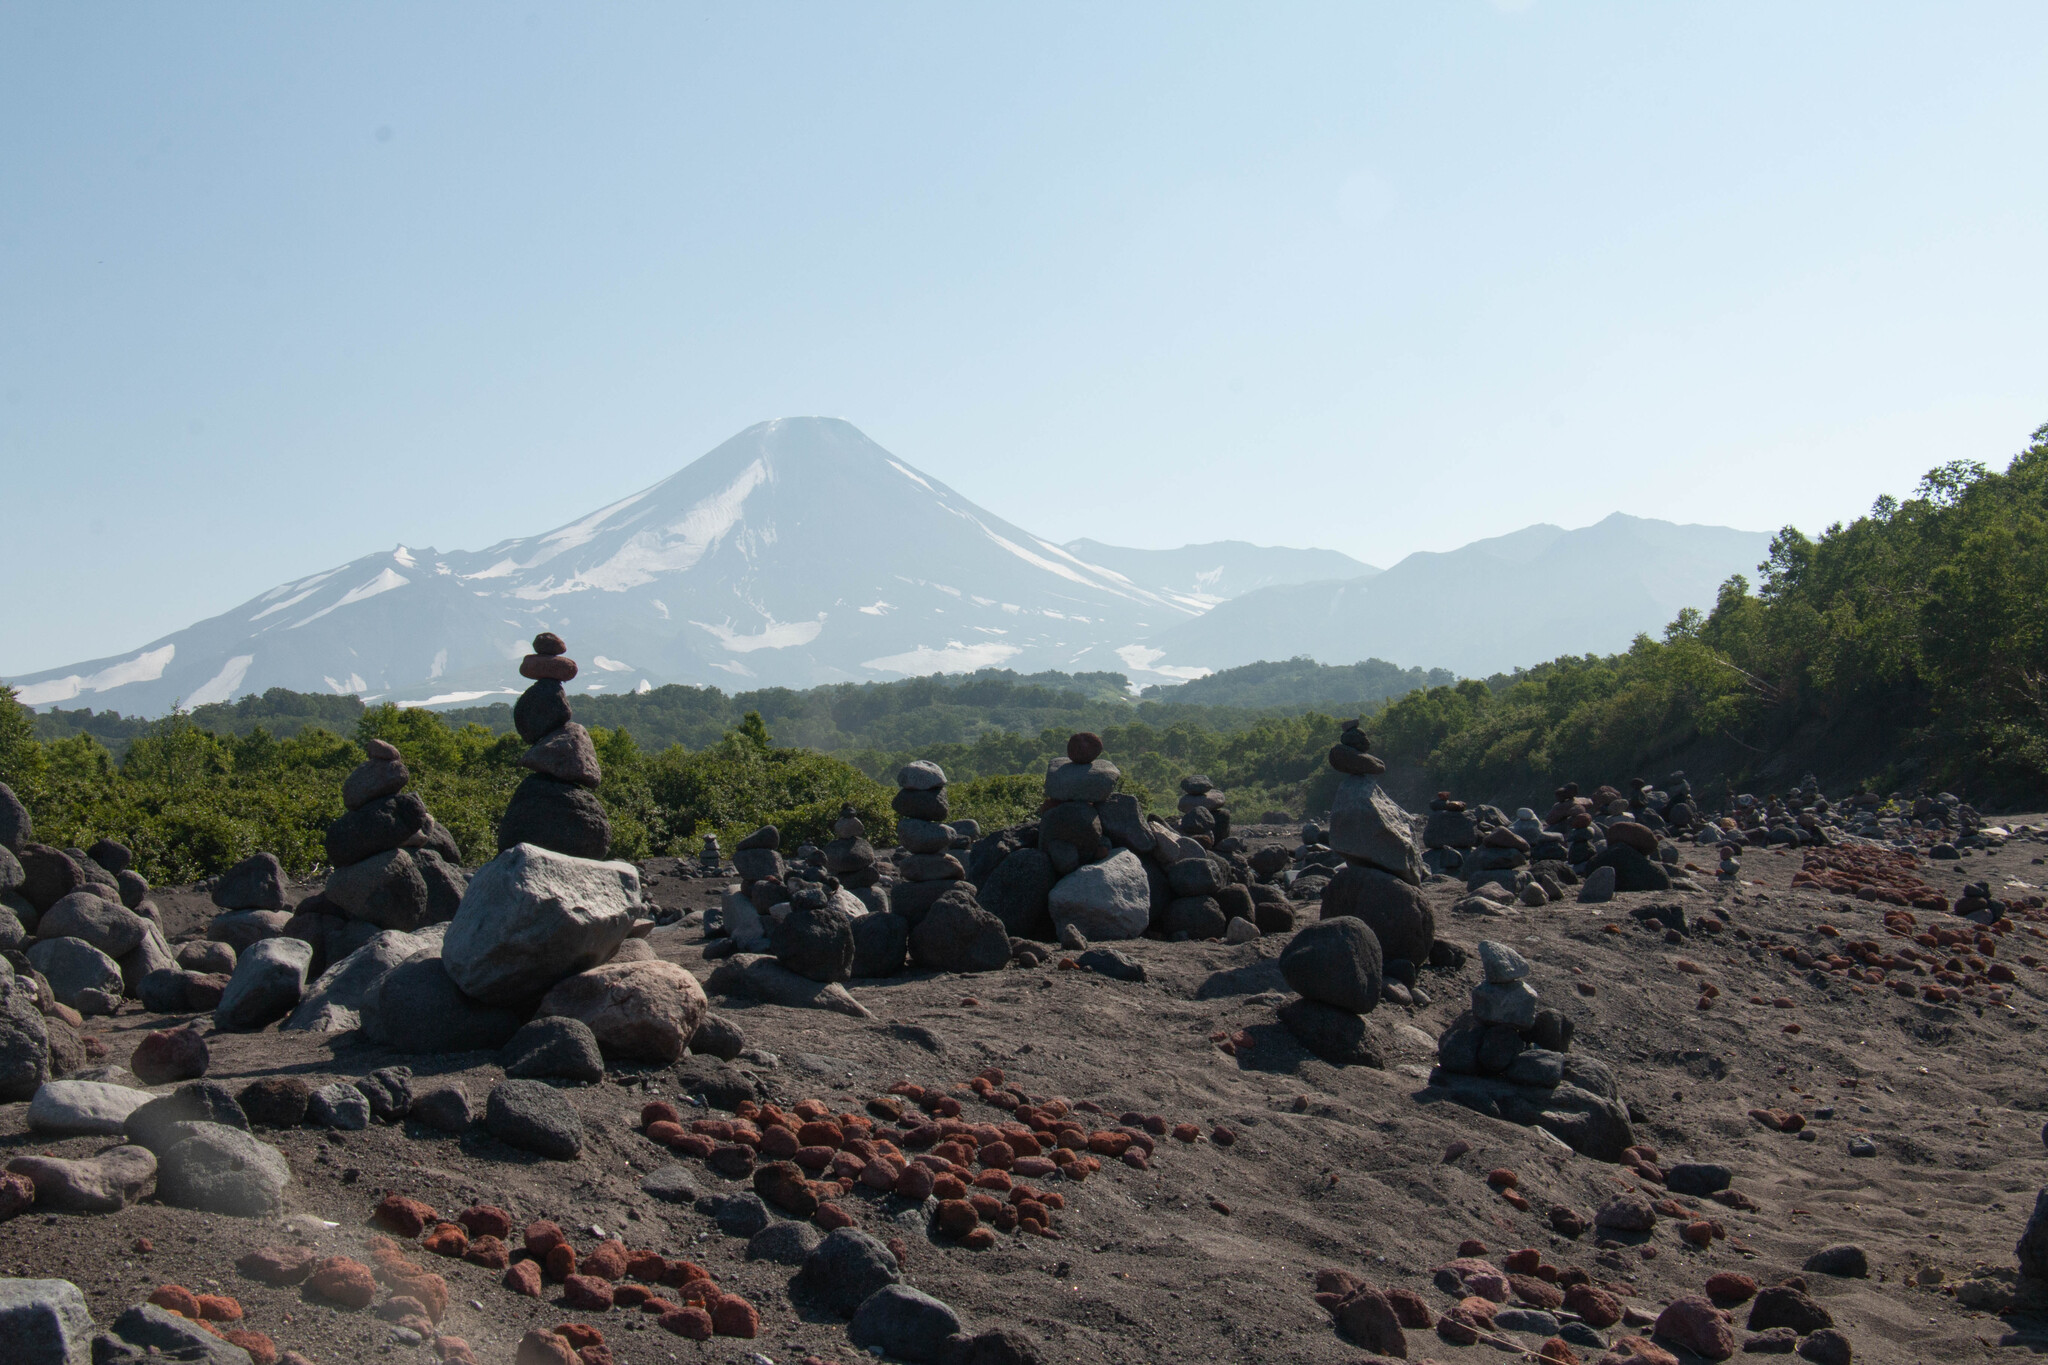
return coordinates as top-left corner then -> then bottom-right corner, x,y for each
499,632 -> 610,859
1261,721 -> 1433,1067
1432,939 -> 1636,1161
306,742 -> 467,952
825,802 -> 883,890
889,761 -> 965,918
1176,774 -> 1229,843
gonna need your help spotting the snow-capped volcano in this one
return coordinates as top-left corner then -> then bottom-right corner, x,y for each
9,418 -> 1208,712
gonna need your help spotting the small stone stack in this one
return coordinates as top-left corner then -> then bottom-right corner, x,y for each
498,632 -> 611,860
1177,775 -> 1230,844
1323,723 -> 1422,886
316,741 -> 467,938
1421,792 -> 1479,877
889,762 -> 968,922
1276,915 -> 1386,1068
1430,940 -> 1635,1161
824,804 -> 882,889
719,826 -> 785,953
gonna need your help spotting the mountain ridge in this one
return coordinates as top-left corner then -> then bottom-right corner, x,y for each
6,418 -> 1771,715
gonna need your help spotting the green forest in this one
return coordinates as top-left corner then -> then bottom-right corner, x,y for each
5,429 -> 2043,883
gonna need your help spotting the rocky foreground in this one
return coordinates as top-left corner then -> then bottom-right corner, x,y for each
2,808 -> 2047,1364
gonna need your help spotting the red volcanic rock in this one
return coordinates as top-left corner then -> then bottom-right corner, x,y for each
503,1261 -> 544,1298
307,1258 -> 377,1308
457,1205 -> 513,1239
659,1307 -> 713,1340
1653,1295 -> 1734,1360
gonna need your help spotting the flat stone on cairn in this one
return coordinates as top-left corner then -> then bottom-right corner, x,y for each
499,633 -> 611,860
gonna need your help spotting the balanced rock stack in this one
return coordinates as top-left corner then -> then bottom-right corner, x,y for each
1176,775 -> 1230,844
498,632 -> 611,860
889,762 -> 968,921
313,740 -> 467,941
1276,914 -> 1389,1068
1316,722 -> 1433,957
1420,792 -> 1479,876
824,803 -> 883,890
1431,940 -> 1635,1160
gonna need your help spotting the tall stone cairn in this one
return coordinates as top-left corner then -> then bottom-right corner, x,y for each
497,633 -> 611,860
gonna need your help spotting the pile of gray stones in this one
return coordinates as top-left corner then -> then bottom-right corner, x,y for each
0,633 -> 732,1251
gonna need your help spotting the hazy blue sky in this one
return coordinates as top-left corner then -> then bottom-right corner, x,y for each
5,3 -> 2046,676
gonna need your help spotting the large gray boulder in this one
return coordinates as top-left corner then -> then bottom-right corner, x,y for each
797,1228 -> 901,1315
116,922 -> 178,997
770,896 -> 855,983
283,929 -> 434,1032
323,848 -> 431,930
359,956 -> 524,1053
27,1080 -> 153,1136
25,937 -> 122,1012
1044,758 -> 1118,803
155,1122 -> 291,1217
0,783 -> 29,851
205,910 -> 291,952
1327,777 -> 1423,885
441,844 -> 639,1005
35,892 -> 147,959
212,937 -> 313,1032
0,1278 -> 96,1365
496,774 -> 611,860
1047,849 -> 1151,941
0,977 -> 50,1102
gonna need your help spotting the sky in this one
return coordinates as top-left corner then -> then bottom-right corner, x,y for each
4,2 -> 2047,677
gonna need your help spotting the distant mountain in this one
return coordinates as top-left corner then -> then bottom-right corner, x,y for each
7,418 -> 1208,714
5,419 -> 1770,717
1061,539 -> 1377,607
1133,514 -> 1773,679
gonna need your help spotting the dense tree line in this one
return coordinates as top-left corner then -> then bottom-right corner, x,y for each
1376,429 -> 2048,809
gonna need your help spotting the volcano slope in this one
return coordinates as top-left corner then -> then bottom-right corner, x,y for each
5,823 -> 2048,1365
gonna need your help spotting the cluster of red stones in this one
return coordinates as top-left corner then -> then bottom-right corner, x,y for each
1736,908 -> 2026,1006
233,1226 -> 459,1362
1790,845 -> 1948,909
498,1218 -> 757,1345
142,1285 -> 278,1365
638,1067 -> 1225,1250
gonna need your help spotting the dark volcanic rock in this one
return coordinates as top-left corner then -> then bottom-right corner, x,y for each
496,774 -> 611,860
849,910 -> 908,978
326,794 -> 431,868
513,679 -> 573,745
909,891 -> 1011,973
1279,915 -> 1383,1012
771,898 -> 856,983
1278,998 -> 1385,1067
1318,864 -> 1434,965
485,1079 -> 584,1159
501,1016 -> 606,1083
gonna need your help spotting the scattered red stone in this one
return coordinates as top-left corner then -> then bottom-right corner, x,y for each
148,1286 -> 201,1318
1705,1271 -> 1758,1306
711,1294 -> 759,1337
194,1294 -> 242,1322
1564,1283 -> 1621,1328
421,1223 -> 468,1257
503,1261 -> 544,1298
564,1275 -> 614,1311
1487,1168 -> 1518,1188
545,1245 -> 579,1281
307,1257 -> 377,1309
1457,1239 -> 1487,1257
515,1327 -> 578,1365
222,1330 -> 279,1365
373,1193 -> 436,1237
554,1323 -> 605,1350
524,1221 -> 567,1258
659,1307 -> 714,1340
463,1237 -> 509,1270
